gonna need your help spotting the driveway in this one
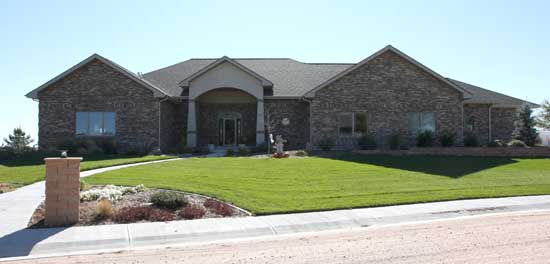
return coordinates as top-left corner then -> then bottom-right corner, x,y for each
8,210 -> 550,264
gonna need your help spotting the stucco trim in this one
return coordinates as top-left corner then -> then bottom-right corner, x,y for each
178,56 -> 273,88
26,54 -> 167,99
304,45 -> 472,98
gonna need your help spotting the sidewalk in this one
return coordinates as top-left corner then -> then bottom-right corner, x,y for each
0,158 -> 181,238
1,194 -> 549,260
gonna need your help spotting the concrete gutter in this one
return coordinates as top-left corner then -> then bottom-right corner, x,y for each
1,195 -> 549,261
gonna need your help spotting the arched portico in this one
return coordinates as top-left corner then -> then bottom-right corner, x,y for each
183,57 -> 271,148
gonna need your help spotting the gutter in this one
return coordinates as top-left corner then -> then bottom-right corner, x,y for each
158,96 -> 170,151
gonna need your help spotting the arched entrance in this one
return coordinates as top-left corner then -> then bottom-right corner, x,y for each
195,88 -> 258,147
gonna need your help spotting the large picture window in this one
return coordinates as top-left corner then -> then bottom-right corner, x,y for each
76,112 -> 116,136
338,113 -> 367,137
408,112 -> 435,135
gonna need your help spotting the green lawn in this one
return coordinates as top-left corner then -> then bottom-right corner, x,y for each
0,155 -> 176,187
84,154 -> 550,215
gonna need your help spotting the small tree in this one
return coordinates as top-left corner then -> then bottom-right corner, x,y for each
511,104 -> 538,146
3,127 -> 34,154
536,99 -> 550,130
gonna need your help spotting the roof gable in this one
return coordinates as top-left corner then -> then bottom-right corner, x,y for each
178,56 -> 273,88
304,45 -> 472,98
25,54 -> 167,99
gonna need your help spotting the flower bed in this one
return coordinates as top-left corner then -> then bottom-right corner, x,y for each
28,185 -> 249,227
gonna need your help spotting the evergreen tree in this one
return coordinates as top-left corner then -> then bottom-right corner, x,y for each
511,104 -> 538,146
536,99 -> 550,130
3,127 -> 33,154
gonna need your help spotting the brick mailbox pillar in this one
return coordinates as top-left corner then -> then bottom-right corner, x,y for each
44,157 -> 82,227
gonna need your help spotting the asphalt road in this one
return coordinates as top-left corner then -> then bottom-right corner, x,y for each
8,210 -> 550,264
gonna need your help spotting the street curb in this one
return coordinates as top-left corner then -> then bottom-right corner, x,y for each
1,195 -> 549,261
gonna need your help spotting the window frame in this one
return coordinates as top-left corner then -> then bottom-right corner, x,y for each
75,112 -> 116,137
407,111 -> 436,135
337,112 -> 367,138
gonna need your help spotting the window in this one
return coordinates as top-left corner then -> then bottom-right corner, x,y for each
76,112 -> 116,136
408,112 -> 435,135
466,116 -> 475,132
338,113 -> 367,137
354,113 -> 367,135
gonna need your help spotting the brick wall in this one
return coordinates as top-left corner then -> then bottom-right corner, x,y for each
38,59 -> 160,153
311,50 -> 464,149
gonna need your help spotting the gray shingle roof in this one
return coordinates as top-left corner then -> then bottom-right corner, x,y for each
141,57 -> 536,108
447,78 -> 539,107
142,58 -> 353,97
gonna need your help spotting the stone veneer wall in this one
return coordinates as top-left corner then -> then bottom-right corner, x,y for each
463,104 -> 491,145
264,99 -> 309,149
197,102 -> 256,146
310,50 -> 464,149
491,107 -> 517,142
38,59 -> 159,152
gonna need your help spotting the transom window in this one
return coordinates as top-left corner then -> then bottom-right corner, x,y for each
407,112 -> 435,135
76,112 -> 116,136
338,113 -> 367,137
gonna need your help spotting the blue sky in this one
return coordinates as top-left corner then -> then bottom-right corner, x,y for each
1,0 -> 548,142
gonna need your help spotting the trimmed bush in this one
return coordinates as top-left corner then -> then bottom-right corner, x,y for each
114,206 -> 174,223
203,198 -> 234,216
488,140 -> 505,147
150,190 -> 187,209
387,133 -> 401,150
225,149 -> 235,156
317,137 -> 335,151
508,139 -> 528,148
358,135 -> 377,150
439,132 -> 455,147
416,130 -> 435,147
238,147 -> 249,156
179,204 -> 206,220
463,134 -> 479,147
95,199 -> 115,220
95,139 -> 117,154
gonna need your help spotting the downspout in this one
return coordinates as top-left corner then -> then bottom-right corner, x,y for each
158,96 -> 170,152
301,96 -> 313,149
461,102 -> 464,146
489,105 -> 493,143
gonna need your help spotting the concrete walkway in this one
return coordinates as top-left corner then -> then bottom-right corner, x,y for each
0,158 -> 181,238
1,194 -> 549,260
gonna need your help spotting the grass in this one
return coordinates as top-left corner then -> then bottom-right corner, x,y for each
84,154 -> 550,215
0,155 -> 176,187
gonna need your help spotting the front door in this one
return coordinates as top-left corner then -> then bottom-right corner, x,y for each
219,118 -> 239,145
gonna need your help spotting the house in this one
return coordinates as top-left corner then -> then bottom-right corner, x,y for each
26,45 -> 538,152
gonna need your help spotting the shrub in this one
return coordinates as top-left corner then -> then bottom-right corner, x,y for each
295,150 -> 308,156
203,198 -> 234,216
150,148 -> 162,156
80,185 -> 146,201
487,140 -> 505,147
95,199 -> 115,220
0,147 -> 15,161
416,130 -> 435,147
225,149 -> 235,156
179,204 -> 206,220
463,134 -> 479,147
317,137 -> 335,151
57,139 -> 78,154
271,152 -> 289,158
508,139 -> 528,148
114,206 -> 174,223
96,139 -> 117,154
439,132 -> 455,147
512,104 -> 538,146
358,135 -> 377,150
79,179 -> 87,191
387,133 -> 401,150
238,147 -> 249,156
150,190 -> 187,209
254,143 -> 267,154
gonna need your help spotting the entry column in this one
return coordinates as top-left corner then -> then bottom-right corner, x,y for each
187,99 -> 197,147
256,99 -> 265,145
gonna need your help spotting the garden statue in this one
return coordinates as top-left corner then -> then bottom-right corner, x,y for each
275,135 -> 287,154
